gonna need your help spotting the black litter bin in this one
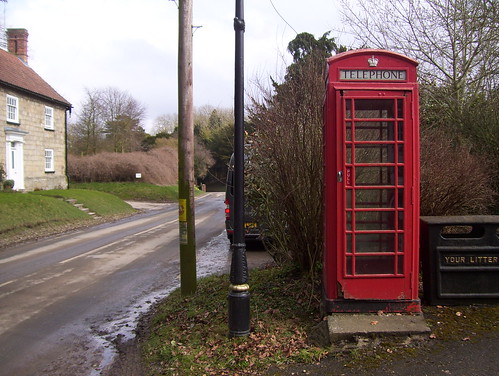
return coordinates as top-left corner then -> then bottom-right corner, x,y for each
420,216 -> 499,305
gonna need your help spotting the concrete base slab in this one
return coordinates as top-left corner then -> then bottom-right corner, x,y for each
309,313 -> 431,347
327,313 -> 431,343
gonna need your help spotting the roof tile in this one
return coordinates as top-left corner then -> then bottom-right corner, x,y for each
0,48 -> 71,107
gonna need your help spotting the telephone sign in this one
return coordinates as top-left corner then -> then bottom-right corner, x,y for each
323,50 -> 421,313
339,69 -> 407,81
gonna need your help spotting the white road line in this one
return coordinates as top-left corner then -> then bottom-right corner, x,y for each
0,212 -> 177,265
58,219 -> 177,265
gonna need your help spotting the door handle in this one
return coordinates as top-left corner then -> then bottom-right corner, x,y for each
337,171 -> 343,182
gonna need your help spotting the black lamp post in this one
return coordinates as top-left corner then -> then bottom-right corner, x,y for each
228,0 -> 250,338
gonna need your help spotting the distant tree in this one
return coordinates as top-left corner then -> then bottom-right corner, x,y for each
106,115 -> 146,153
152,113 -> 178,135
141,135 -> 157,152
276,31 -> 346,99
68,87 -> 147,155
190,106 -> 234,185
150,106 -> 232,182
194,139 -> 215,182
206,119 -> 234,165
202,109 -> 234,164
100,88 -> 146,151
68,88 -> 106,155
99,87 -> 146,122
208,108 -> 223,129
287,31 -> 346,63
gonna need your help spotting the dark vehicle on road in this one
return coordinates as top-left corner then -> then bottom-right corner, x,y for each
224,153 -> 262,243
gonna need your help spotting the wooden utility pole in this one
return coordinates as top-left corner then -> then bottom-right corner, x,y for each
178,0 -> 196,295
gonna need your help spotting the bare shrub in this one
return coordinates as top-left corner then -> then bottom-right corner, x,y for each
420,128 -> 496,216
68,147 -> 178,185
247,51 -> 324,274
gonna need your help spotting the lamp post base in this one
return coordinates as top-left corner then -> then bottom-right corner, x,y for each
228,285 -> 250,337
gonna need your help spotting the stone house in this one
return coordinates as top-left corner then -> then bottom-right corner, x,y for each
0,28 -> 71,191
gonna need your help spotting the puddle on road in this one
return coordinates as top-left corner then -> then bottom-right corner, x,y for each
88,285 -> 178,376
91,231 -> 231,375
197,230 -> 232,278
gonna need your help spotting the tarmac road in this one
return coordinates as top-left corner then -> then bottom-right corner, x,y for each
0,192 -> 232,376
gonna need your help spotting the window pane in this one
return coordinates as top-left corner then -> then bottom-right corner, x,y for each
346,212 -> 352,230
355,256 -> 395,275
355,121 -> 394,141
397,121 -> 404,140
397,99 -> 404,118
346,121 -> 352,141
345,100 -> 352,118
355,210 -> 395,230
45,149 -> 54,171
7,95 -> 18,122
355,233 -> 396,253
398,211 -> 404,230
346,233 -> 352,253
356,189 -> 395,208
398,166 -> 404,185
45,107 -> 54,128
356,166 -> 395,186
397,255 -> 404,274
398,233 -> 404,253
397,188 -> 404,208
354,99 -> 394,119
355,144 -> 396,163
346,256 -> 353,275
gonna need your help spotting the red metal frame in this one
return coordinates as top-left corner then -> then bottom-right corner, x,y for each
323,50 -> 420,312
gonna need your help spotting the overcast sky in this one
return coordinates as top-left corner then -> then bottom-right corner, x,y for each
4,0 -> 346,132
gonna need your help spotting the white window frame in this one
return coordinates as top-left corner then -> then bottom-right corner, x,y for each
44,106 -> 54,130
6,95 -> 19,123
44,149 -> 55,172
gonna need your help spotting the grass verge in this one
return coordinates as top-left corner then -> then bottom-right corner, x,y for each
142,266 -> 327,376
142,265 -> 499,376
0,188 -> 137,248
0,182 -> 184,248
32,189 -> 136,216
70,182 -> 179,202
0,191 -> 90,235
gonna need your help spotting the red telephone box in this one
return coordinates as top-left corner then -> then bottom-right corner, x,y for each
323,50 -> 421,313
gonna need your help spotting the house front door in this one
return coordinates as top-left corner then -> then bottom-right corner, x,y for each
5,131 -> 26,190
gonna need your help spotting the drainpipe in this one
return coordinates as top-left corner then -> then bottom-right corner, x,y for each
64,106 -> 72,188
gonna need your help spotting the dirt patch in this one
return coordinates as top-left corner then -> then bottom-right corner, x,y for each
104,302 -> 160,376
105,338 -> 144,376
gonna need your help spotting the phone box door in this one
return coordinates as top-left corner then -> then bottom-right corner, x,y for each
323,50 -> 421,313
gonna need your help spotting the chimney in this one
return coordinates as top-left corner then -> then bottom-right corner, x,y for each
7,28 -> 29,63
